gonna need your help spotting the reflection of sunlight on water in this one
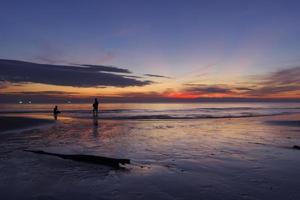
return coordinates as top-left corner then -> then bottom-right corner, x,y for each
2,108 -> 300,168
9,113 -> 298,167
2,103 -> 300,120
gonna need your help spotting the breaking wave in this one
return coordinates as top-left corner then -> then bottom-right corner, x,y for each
1,105 -> 300,120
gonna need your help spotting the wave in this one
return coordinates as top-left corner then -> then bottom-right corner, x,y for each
77,112 -> 294,120
1,107 -> 300,114
1,106 -> 300,120
0,109 -> 146,114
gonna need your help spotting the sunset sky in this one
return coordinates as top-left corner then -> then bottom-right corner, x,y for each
1,0 -> 300,102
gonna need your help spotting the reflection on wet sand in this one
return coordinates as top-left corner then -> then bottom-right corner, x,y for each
93,115 -> 98,126
93,115 -> 99,137
53,113 -> 58,120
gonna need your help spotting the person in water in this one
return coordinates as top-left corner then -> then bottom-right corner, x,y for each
53,105 -> 61,120
92,98 -> 99,116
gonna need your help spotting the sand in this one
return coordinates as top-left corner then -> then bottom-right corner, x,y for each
0,116 -> 53,132
0,113 -> 300,199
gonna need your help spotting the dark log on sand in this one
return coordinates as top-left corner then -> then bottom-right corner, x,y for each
293,145 -> 300,150
24,150 -> 130,168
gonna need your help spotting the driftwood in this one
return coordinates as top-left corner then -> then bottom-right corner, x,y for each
293,145 -> 300,150
24,150 -> 130,168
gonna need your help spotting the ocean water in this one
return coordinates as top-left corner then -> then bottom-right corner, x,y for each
1,102 -> 300,119
1,102 -> 300,199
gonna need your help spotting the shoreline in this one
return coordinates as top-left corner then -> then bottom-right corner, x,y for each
0,113 -> 299,133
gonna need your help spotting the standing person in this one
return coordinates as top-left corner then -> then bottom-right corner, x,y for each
53,105 -> 60,120
92,98 -> 99,116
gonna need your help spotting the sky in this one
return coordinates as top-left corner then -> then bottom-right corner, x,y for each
1,0 -> 300,102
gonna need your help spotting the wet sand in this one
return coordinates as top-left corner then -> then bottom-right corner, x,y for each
265,120 -> 300,127
0,113 -> 300,200
0,116 -> 54,132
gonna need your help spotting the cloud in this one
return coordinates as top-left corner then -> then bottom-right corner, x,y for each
0,90 -> 164,103
0,91 -> 81,103
234,87 -> 254,91
246,85 -> 300,96
0,59 -> 152,87
244,66 -> 300,96
13,91 -> 80,95
0,81 -> 10,89
0,81 -> 24,89
80,64 -> 131,74
179,66 -> 300,98
144,74 -> 172,79
183,84 -> 233,94
264,66 -> 300,85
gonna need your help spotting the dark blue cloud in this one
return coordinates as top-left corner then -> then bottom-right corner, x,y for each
81,64 -> 131,74
144,74 -> 172,79
0,59 -> 152,87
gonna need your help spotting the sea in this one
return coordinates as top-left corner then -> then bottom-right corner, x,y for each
1,102 -> 300,119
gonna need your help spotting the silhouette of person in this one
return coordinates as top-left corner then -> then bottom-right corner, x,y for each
53,105 -> 61,120
92,98 -> 99,116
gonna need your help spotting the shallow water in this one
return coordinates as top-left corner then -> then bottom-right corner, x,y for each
1,103 -> 300,199
1,102 -> 300,119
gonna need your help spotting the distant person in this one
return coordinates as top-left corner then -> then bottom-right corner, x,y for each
53,105 -> 61,120
92,98 -> 99,116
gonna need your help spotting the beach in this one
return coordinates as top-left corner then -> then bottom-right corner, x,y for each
0,103 -> 300,200
0,116 -> 53,132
